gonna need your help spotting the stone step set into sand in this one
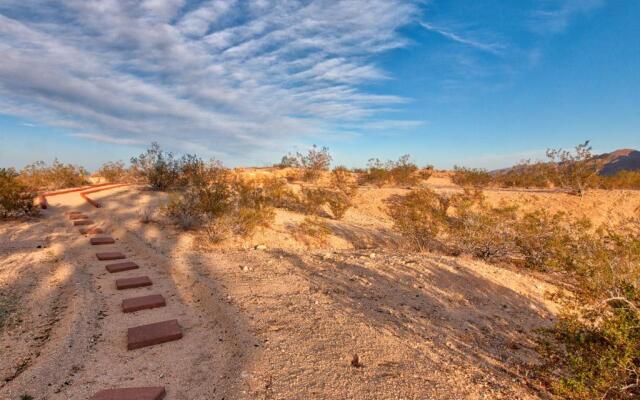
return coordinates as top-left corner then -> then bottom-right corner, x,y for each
90,387 -> 166,400
127,319 -> 183,350
90,236 -> 116,245
60,205 -> 181,398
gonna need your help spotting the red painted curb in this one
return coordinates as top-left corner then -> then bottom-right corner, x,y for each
81,184 -> 129,208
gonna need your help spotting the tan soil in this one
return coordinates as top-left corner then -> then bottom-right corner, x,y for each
2,179 -> 638,399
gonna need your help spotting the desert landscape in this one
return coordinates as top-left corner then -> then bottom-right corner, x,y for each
1,144 -> 639,399
1,2 -> 639,399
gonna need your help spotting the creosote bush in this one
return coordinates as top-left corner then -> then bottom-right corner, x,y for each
362,155 -> 423,187
130,142 -> 180,190
295,216 -> 332,244
0,168 -> 37,219
451,166 -> 492,189
277,145 -> 332,182
19,159 -> 89,190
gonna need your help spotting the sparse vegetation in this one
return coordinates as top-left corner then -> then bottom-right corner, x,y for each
278,145 -> 332,181
96,161 -> 129,183
362,155 -> 422,186
18,159 -> 88,190
388,186 -> 640,399
0,168 -> 37,219
546,140 -> 600,196
451,166 -> 492,188
131,142 -> 181,190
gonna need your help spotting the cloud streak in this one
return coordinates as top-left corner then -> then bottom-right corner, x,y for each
419,21 -> 504,55
0,0 -> 418,162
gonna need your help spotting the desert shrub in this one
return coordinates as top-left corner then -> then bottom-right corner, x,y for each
545,290 -> 640,400
130,142 -> 181,190
0,168 -> 37,219
387,188 -> 450,250
451,166 -> 492,188
97,161 -> 129,183
449,199 -> 520,261
278,145 -> 332,181
595,170 -> 640,190
139,206 -> 155,224
493,160 -> 552,189
298,186 -> 352,220
163,191 -> 202,229
546,141 -> 601,196
362,155 -> 420,186
331,166 -> 357,195
19,159 -> 88,190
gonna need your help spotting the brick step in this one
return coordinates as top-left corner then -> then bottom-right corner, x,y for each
90,237 -> 116,245
127,319 -> 182,350
106,261 -> 139,273
116,276 -> 152,290
69,214 -> 89,220
91,387 -> 166,400
96,252 -> 126,261
73,220 -> 94,226
80,227 -> 104,234
122,294 -> 166,313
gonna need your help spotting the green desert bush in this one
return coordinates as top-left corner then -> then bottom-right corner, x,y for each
130,142 -> 181,190
0,168 -> 37,219
19,159 -> 89,190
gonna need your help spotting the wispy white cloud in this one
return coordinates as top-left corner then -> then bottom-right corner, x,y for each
419,21 -> 505,55
0,0 -> 418,162
70,133 -> 145,145
530,0 -> 605,34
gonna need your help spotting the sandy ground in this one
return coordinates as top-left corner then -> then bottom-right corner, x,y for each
2,181 -> 638,399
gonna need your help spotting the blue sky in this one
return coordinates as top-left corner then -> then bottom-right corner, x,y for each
0,0 -> 638,170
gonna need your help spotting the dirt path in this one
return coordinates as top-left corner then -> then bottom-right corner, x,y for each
1,186 -> 564,399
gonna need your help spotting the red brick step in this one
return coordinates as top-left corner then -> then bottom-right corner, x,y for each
73,219 -> 94,226
91,387 -> 166,400
90,237 -> 116,245
127,319 -> 182,350
106,261 -> 139,273
80,227 -> 104,234
116,276 -> 152,290
96,252 -> 125,261
69,214 -> 88,220
122,294 -> 166,313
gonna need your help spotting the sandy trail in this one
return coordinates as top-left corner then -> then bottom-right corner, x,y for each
0,185 -> 567,399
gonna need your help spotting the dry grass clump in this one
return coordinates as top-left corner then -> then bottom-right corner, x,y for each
361,155 -> 425,187
18,159 -> 88,190
0,168 -> 37,219
388,187 -> 640,398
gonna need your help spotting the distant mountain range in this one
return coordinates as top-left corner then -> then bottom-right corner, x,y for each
594,149 -> 640,176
